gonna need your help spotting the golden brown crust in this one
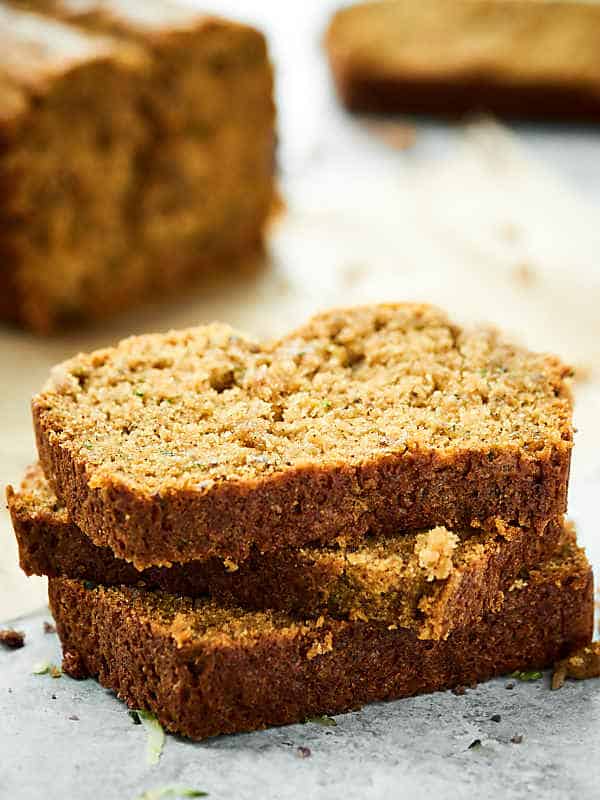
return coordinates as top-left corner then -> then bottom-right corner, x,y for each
33,304 -> 573,568
0,5 -> 142,89
0,2 -> 275,333
48,548 -> 593,739
8,0 -> 227,38
9,463 -> 572,638
326,0 -> 600,120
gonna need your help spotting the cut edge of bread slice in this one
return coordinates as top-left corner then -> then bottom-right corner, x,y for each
48,538 -> 593,739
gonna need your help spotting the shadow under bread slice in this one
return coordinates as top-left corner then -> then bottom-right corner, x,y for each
48,540 -> 593,740
9,464 -> 570,640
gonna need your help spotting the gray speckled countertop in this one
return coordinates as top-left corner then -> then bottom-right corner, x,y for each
1,2 -> 600,798
1,609 -> 599,800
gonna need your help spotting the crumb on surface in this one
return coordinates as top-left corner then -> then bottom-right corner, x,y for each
552,642 -> 600,690
62,650 -> 87,679
512,262 -> 537,287
0,629 -> 25,649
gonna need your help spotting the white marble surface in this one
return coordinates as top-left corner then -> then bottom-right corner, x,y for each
1,3 -> 600,797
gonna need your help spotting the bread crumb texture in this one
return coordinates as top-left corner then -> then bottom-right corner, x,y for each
415,526 -> 458,581
8,464 -> 574,639
63,529 -> 589,654
552,642 -> 600,689
306,632 -> 334,660
34,303 -> 573,497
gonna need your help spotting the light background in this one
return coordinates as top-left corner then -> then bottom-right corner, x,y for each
2,4 -> 600,799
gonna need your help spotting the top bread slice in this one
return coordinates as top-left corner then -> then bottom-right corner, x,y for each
326,0 -> 600,120
33,303 -> 573,569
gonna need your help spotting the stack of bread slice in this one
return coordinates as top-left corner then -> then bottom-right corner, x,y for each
8,304 -> 593,739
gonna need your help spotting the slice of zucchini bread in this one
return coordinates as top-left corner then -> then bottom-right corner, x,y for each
49,539 -> 593,740
326,0 -> 600,120
8,463 -> 569,639
32,304 -> 573,568
0,1 -> 275,332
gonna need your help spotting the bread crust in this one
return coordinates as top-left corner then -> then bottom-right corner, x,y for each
329,72 -> 600,121
48,556 -> 593,740
34,430 -> 571,569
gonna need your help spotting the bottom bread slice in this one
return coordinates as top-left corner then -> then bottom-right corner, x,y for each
49,540 -> 593,740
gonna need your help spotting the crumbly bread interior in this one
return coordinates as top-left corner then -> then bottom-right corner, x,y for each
13,462 -> 548,635
34,303 -> 572,496
67,530 -> 587,652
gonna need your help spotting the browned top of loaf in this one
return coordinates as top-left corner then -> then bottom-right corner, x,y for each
33,303 -> 573,499
326,0 -> 600,88
8,0 -> 261,45
0,2 -> 263,124
43,0 -> 217,34
0,4 -> 144,124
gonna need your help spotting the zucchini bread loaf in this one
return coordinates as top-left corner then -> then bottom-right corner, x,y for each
8,463 -> 569,639
326,0 -> 600,120
33,304 -> 573,568
49,538 -> 593,740
0,1 -> 275,332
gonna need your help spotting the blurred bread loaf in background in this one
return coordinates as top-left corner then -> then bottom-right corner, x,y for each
326,0 -> 600,120
0,1 -> 276,333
